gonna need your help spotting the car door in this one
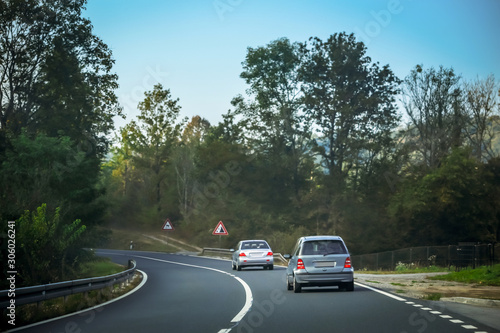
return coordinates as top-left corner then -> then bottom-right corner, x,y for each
287,239 -> 302,276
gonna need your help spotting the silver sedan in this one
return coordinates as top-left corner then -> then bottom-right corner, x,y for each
231,240 -> 274,271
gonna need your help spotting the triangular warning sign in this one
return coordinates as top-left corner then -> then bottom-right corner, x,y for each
162,219 -> 174,231
212,221 -> 228,235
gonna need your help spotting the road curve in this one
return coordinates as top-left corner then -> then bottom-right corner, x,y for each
11,249 -> 499,333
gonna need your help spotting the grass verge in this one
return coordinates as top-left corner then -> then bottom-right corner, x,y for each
428,264 -> 500,286
97,227 -> 181,253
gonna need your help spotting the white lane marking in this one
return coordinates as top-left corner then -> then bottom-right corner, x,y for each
134,255 -> 253,330
355,281 -> 486,332
354,282 -> 406,302
461,325 -> 478,329
8,270 -> 148,333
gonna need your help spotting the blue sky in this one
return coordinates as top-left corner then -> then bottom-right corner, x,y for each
84,0 -> 500,128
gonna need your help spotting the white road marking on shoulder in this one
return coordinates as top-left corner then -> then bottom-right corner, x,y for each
354,282 -> 406,301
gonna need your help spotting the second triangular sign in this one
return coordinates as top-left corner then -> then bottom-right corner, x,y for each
162,218 -> 174,231
212,221 -> 228,235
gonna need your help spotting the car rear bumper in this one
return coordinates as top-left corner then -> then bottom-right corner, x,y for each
295,271 -> 353,285
238,257 -> 274,266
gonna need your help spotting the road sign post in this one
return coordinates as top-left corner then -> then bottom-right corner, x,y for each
212,221 -> 228,248
162,218 -> 174,245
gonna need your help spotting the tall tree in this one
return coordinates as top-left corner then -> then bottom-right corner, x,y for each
401,65 -> 464,169
174,116 -> 210,219
232,37 -> 314,205
123,84 -> 185,216
0,0 -> 120,152
301,33 -> 401,188
463,75 -> 500,161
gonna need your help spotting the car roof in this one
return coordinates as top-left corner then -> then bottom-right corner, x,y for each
300,236 -> 343,241
240,240 -> 269,243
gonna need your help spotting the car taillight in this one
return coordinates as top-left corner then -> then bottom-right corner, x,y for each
344,257 -> 352,268
267,252 -> 273,256
297,259 -> 305,270
239,253 -> 246,257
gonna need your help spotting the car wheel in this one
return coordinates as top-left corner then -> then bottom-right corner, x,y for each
237,263 -> 242,271
269,265 -> 274,270
231,261 -> 235,270
293,276 -> 302,293
345,281 -> 354,291
286,275 -> 293,290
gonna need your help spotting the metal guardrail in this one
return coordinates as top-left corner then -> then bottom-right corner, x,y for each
0,260 -> 137,308
201,248 -> 289,266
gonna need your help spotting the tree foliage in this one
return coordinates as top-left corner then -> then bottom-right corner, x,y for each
0,0 -> 119,288
17,204 -> 87,285
102,34 -> 500,254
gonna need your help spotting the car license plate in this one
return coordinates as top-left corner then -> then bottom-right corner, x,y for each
314,261 -> 336,268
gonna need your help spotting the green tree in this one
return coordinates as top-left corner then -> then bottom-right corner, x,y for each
232,37 -> 314,213
389,148 -> 497,246
16,204 -> 86,286
0,0 -> 120,151
175,116 -> 210,219
118,84 -> 185,225
301,33 -> 401,184
300,33 -> 400,237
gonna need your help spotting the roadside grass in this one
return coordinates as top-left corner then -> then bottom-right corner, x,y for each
97,227 -> 180,253
428,264 -> 500,286
423,293 -> 442,301
9,260 -> 142,330
359,266 -> 451,274
78,257 -> 124,278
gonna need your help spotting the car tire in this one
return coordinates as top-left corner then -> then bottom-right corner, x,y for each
286,275 -> 293,290
344,281 -> 354,291
269,265 -> 274,270
293,276 -> 302,293
237,263 -> 242,271
232,261 -> 235,270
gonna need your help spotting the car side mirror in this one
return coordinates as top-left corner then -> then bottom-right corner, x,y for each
283,254 -> 291,259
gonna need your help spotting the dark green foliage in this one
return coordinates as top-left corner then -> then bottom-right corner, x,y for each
0,0 -> 118,287
15,204 -> 86,286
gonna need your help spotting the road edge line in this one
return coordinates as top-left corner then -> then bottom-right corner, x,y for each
354,282 -> 406,302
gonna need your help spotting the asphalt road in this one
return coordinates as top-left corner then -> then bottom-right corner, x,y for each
12,250 -> 500,333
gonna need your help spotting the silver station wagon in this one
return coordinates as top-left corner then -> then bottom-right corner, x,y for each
284,236 -> 354,293
231,240 -> 274,271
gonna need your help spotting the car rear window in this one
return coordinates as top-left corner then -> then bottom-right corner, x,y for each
301,240 -> 347,255
242,241 -> 270,249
